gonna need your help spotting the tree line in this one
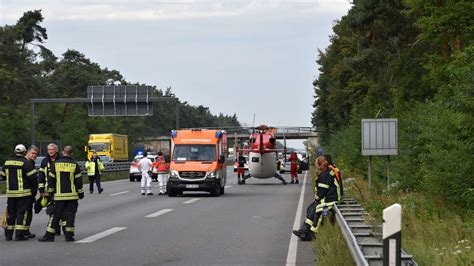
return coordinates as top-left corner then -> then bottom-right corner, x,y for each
0,10 -> 240,162
312,0 -> 473,210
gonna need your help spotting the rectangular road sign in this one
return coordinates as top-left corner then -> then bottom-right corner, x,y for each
361,119 -> 398,156
87,85 -> 153,116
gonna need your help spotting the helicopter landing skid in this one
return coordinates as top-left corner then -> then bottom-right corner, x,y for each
274,173 -> 287,185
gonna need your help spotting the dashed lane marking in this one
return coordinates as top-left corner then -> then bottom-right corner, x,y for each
224,185 -> 232,189
110,191 -> 129,196
183,198 -> 201,204
145,209 -> 173,218
76,227 -> 127,243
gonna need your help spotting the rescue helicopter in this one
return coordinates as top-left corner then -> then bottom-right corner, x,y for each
236,124 -> 287,185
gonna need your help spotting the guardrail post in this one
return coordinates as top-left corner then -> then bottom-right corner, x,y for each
383,204 -> 402,266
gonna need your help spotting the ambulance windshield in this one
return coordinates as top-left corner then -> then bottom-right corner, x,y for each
172,144 -> 216,162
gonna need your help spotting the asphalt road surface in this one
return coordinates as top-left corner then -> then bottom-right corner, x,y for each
0,167 -> 315,266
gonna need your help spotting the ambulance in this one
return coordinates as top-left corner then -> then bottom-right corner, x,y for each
167,129 -> 227,197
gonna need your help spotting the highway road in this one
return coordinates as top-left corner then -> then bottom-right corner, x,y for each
0,167 -> 315,266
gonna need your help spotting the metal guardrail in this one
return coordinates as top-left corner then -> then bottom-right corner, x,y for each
78,161 -> 130,174
335,198 -> 417,266
0,162 -> 130,186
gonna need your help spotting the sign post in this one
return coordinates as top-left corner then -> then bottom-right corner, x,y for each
361,119 -> 398,189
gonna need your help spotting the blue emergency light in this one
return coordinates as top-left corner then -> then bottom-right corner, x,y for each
171,130 -> 177,138
215,131 -> 223,138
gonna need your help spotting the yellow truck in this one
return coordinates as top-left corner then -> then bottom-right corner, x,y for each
85,134 -> 128,162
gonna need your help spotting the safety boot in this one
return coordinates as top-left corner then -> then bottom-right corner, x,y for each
292,223 -> 311,240
65,232 -> 75,242
301,231 -> 315,241
26,230 -> 36,239
5,229 -> 13,241
15,231 -> 29,241
38,232 -> 55,242
295,180 -> 299,184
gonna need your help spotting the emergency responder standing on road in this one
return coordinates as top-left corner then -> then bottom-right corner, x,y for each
38,143 -> 66,235
24,145 -> 40,239
288,152 -> 299,184
85,152 -> 105,194
138,152 -> 153,196
236,154 -> 247,185
292,156 -> 340,241
38,146 -> 83,242
1,144 -> 38,241
154,151 -> 169,195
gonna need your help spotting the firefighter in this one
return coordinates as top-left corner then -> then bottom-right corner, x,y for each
138,152 -> 153,196
154,151 -> 169,195
236,154 -> 247,185
38,143 -> 66,235
24,145 -> 40,239
324,154 -> 343,201
1,144 -> 38,241
85,152 -> 105,194
288,152 -> 299,184
38,146 -> 83,242
292,156 -> 340,241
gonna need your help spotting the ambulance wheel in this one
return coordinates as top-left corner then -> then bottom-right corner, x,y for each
220,186 -> 225,195
210,187 -> 220,197
129,176 -> 134,182
168,189 -> 178,197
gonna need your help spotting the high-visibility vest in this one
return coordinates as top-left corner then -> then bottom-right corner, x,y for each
85,160 -> 105,176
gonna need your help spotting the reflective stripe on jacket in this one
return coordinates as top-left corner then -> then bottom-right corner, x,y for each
2,156 -> 38,198
85,160 -> 105,176
48,156 -> 83,201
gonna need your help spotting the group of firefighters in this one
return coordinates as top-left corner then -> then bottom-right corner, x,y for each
0,143 -> 83,242
0,143 -> 171,242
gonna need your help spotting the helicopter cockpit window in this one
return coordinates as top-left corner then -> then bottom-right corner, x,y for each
172,144 -> 216,162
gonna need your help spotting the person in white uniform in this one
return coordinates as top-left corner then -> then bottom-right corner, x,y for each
138,152 -> 153,195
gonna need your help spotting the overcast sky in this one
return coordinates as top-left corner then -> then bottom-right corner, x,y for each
1,0 -> 351,148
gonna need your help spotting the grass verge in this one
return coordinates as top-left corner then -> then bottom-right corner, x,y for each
310,169 -> 354,265
342,174 -> 473,265
100,171 -> 129,182
315,218 -> 355,266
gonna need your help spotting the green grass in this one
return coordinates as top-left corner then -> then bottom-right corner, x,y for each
342,173 -> 474,265
315,219 -> 355,266
100,171 -> 129,182
309,169 -> 354,265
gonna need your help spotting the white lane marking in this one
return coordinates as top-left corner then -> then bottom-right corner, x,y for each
110,191 -> 129,196
286,171 -> 308,266
76,227 -> 127,243
183,198 -> 201,204
224,185 -> 232,189
145,209 -> 173,218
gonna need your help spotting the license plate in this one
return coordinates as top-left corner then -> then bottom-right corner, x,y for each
186,184 -> 199,189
